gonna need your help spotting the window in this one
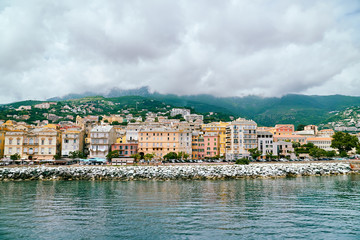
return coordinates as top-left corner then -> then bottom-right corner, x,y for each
49,139 -> 52,145
9,147 -> 12,154
9,139 -> 13,145
41,139 -> 45,145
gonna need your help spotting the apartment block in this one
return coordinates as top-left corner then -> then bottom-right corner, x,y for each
89,125 -> 116,158
61,128 -> 85,157
225,118 -> 257,160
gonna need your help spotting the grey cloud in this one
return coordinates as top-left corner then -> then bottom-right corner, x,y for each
0,0 -> 359,103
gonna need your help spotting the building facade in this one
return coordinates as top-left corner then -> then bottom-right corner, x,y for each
89,126 -> 116,158
225,118 -> 257,160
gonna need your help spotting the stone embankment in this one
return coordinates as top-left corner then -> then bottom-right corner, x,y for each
0,163 -> 356,181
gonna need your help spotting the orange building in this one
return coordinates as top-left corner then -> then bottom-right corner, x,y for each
138,128 -> 192,160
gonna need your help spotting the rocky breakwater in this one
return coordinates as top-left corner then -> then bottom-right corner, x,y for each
0,163 -> 355,181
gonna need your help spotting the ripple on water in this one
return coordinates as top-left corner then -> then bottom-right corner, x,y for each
0,175 -> 359,239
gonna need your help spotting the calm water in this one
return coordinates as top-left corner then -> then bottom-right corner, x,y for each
0,175 -> 360,240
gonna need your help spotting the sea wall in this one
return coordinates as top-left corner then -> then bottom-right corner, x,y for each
0,163 -> 355,181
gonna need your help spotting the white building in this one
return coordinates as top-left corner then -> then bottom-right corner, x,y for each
178,130 -> 192,156
257,131 -> 274,157
89,125 -> 116,158
184,114 -> 204,123
306,137 -> 334,151
170,108 -> 191,117
225,118 -> 257,160
61,128 -> 85,157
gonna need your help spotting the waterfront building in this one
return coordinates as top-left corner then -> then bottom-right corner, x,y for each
306,137 -> 334,151
111,142 -> 138,157
89,125 -> 116,158
4,130 -> 25,158
225,118 -> 257,160
202,122 -> 229,157
273,141 -> 295,158
61,128 -> 85,157
4,127 -> 61,160
76,116 -> 99,156
257,131 -> 274,158
202,132 -> 220,158
28,127 -> 61,160
138,127 -> 192,160
0,128 -> 5,158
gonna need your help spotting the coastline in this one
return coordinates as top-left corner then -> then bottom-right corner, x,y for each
0,162 -> 357,181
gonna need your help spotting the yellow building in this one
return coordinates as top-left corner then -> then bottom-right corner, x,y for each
4,130 -> 25,158
116,135 -> 127,144
0,127 -> 6,158
3,127 -> 61,160
201,121 -> 229,157
24,127 -> 61,160
138,128 -> 192,160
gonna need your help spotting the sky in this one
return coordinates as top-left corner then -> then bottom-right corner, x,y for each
0,0 -> 360,103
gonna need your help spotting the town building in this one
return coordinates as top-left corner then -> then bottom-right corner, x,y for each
257,131 -> 274,158
61,128 -> 85,157
111,142 -> 138,157
225,118 -> 257,160
202,122 -> 228,157
89,125 -> 116,158
306,137 -> 334,151
273,141 -> 295,158
138,127 -> 192,160
170,108 -> 190,117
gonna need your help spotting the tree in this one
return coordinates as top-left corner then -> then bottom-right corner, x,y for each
131,153 -> 141,163
266,152 -> 274,160
10,153 -> 21,160
154,117 -> 159,122
53,154 -> 61,160
144,153 -> 155,161
296,124 -> 306,131
331,132 -> 359,156
69,150 -> 86,159
111,121 -> 120,125
309,147 -> 326,158
325,150 -> 336,157
163,152 -> 177,160
248,148 -> 261,160
106,150 -> 120,160
235,158 -> 250,165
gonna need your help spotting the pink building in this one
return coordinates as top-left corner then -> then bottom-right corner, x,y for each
111,142 -> 138,157
193,132 -> 220,159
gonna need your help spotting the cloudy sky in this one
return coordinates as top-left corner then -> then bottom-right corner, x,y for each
1,0 -> 360,103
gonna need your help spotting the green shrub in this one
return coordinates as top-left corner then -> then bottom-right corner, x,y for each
235,158 -> 250,165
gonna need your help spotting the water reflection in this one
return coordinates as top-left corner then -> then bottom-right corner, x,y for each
0,175 -> 359,239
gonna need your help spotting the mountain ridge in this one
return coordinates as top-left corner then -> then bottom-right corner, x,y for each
3,87 -> 360,127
